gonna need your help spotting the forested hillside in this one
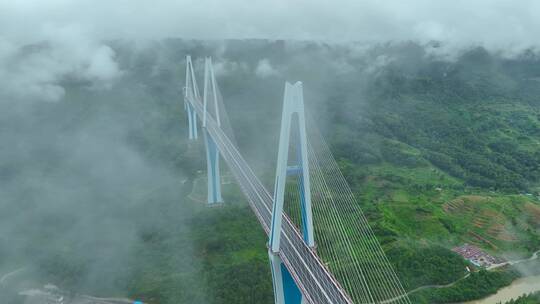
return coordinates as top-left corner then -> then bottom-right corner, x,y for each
503,291 -> 540,304
2,40 -> 540,304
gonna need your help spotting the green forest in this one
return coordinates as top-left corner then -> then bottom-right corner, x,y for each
502,291 -> 540,304
2,40 -> 540,304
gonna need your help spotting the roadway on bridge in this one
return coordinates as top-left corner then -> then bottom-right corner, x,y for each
187,93 -> 353,304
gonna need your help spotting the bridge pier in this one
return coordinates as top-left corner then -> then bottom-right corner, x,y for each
202,57 -> 224,205
186,102 -> 198,140
269,252 -> 304,304
204,129 -> 223,205
269,82 -> 314,304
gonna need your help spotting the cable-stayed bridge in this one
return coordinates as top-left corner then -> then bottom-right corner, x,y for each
183,56 -> 412,304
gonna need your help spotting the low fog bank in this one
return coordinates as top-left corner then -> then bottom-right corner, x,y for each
0,39 -> 205,302
3,1 -> 540,53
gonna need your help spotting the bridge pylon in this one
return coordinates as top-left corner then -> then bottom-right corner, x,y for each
184,55 -> 223,205
269,81 -> 314,304
202,57 -> 223,205
184,56 -> 198,140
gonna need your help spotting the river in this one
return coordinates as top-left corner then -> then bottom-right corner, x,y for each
462,275 -> 540,304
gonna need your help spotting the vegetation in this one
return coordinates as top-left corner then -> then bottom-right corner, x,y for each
125,201 -> 273,304
411,270 -> 519,303
502,291 -> 540,304
4,40 -> 540,303
387,243 -> 468,290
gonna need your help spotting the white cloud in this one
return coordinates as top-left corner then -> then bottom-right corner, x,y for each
255,59 -> 278,78
1,0 -> 540,103
84,45 -> 123,89
213,60 -> 248,77
365,55 -> 394,75
1,0 -> 540,51
0,25 -> 122,103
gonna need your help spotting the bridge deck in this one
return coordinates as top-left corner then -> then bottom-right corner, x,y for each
187,95 -> 353,304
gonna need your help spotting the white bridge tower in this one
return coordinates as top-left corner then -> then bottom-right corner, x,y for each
269,81 -> 315,304
184,56 -> 223,205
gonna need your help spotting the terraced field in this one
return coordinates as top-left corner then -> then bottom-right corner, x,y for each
441,195 -> 539,254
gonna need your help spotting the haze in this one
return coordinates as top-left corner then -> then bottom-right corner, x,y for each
2,1 -> 540,304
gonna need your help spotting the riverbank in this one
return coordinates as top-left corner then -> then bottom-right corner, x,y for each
461,275 -> 540,304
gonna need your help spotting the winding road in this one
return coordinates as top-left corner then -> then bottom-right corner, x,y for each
488,250 -> 540,270
0,267 -> 26,285
406,273 -> 471,296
